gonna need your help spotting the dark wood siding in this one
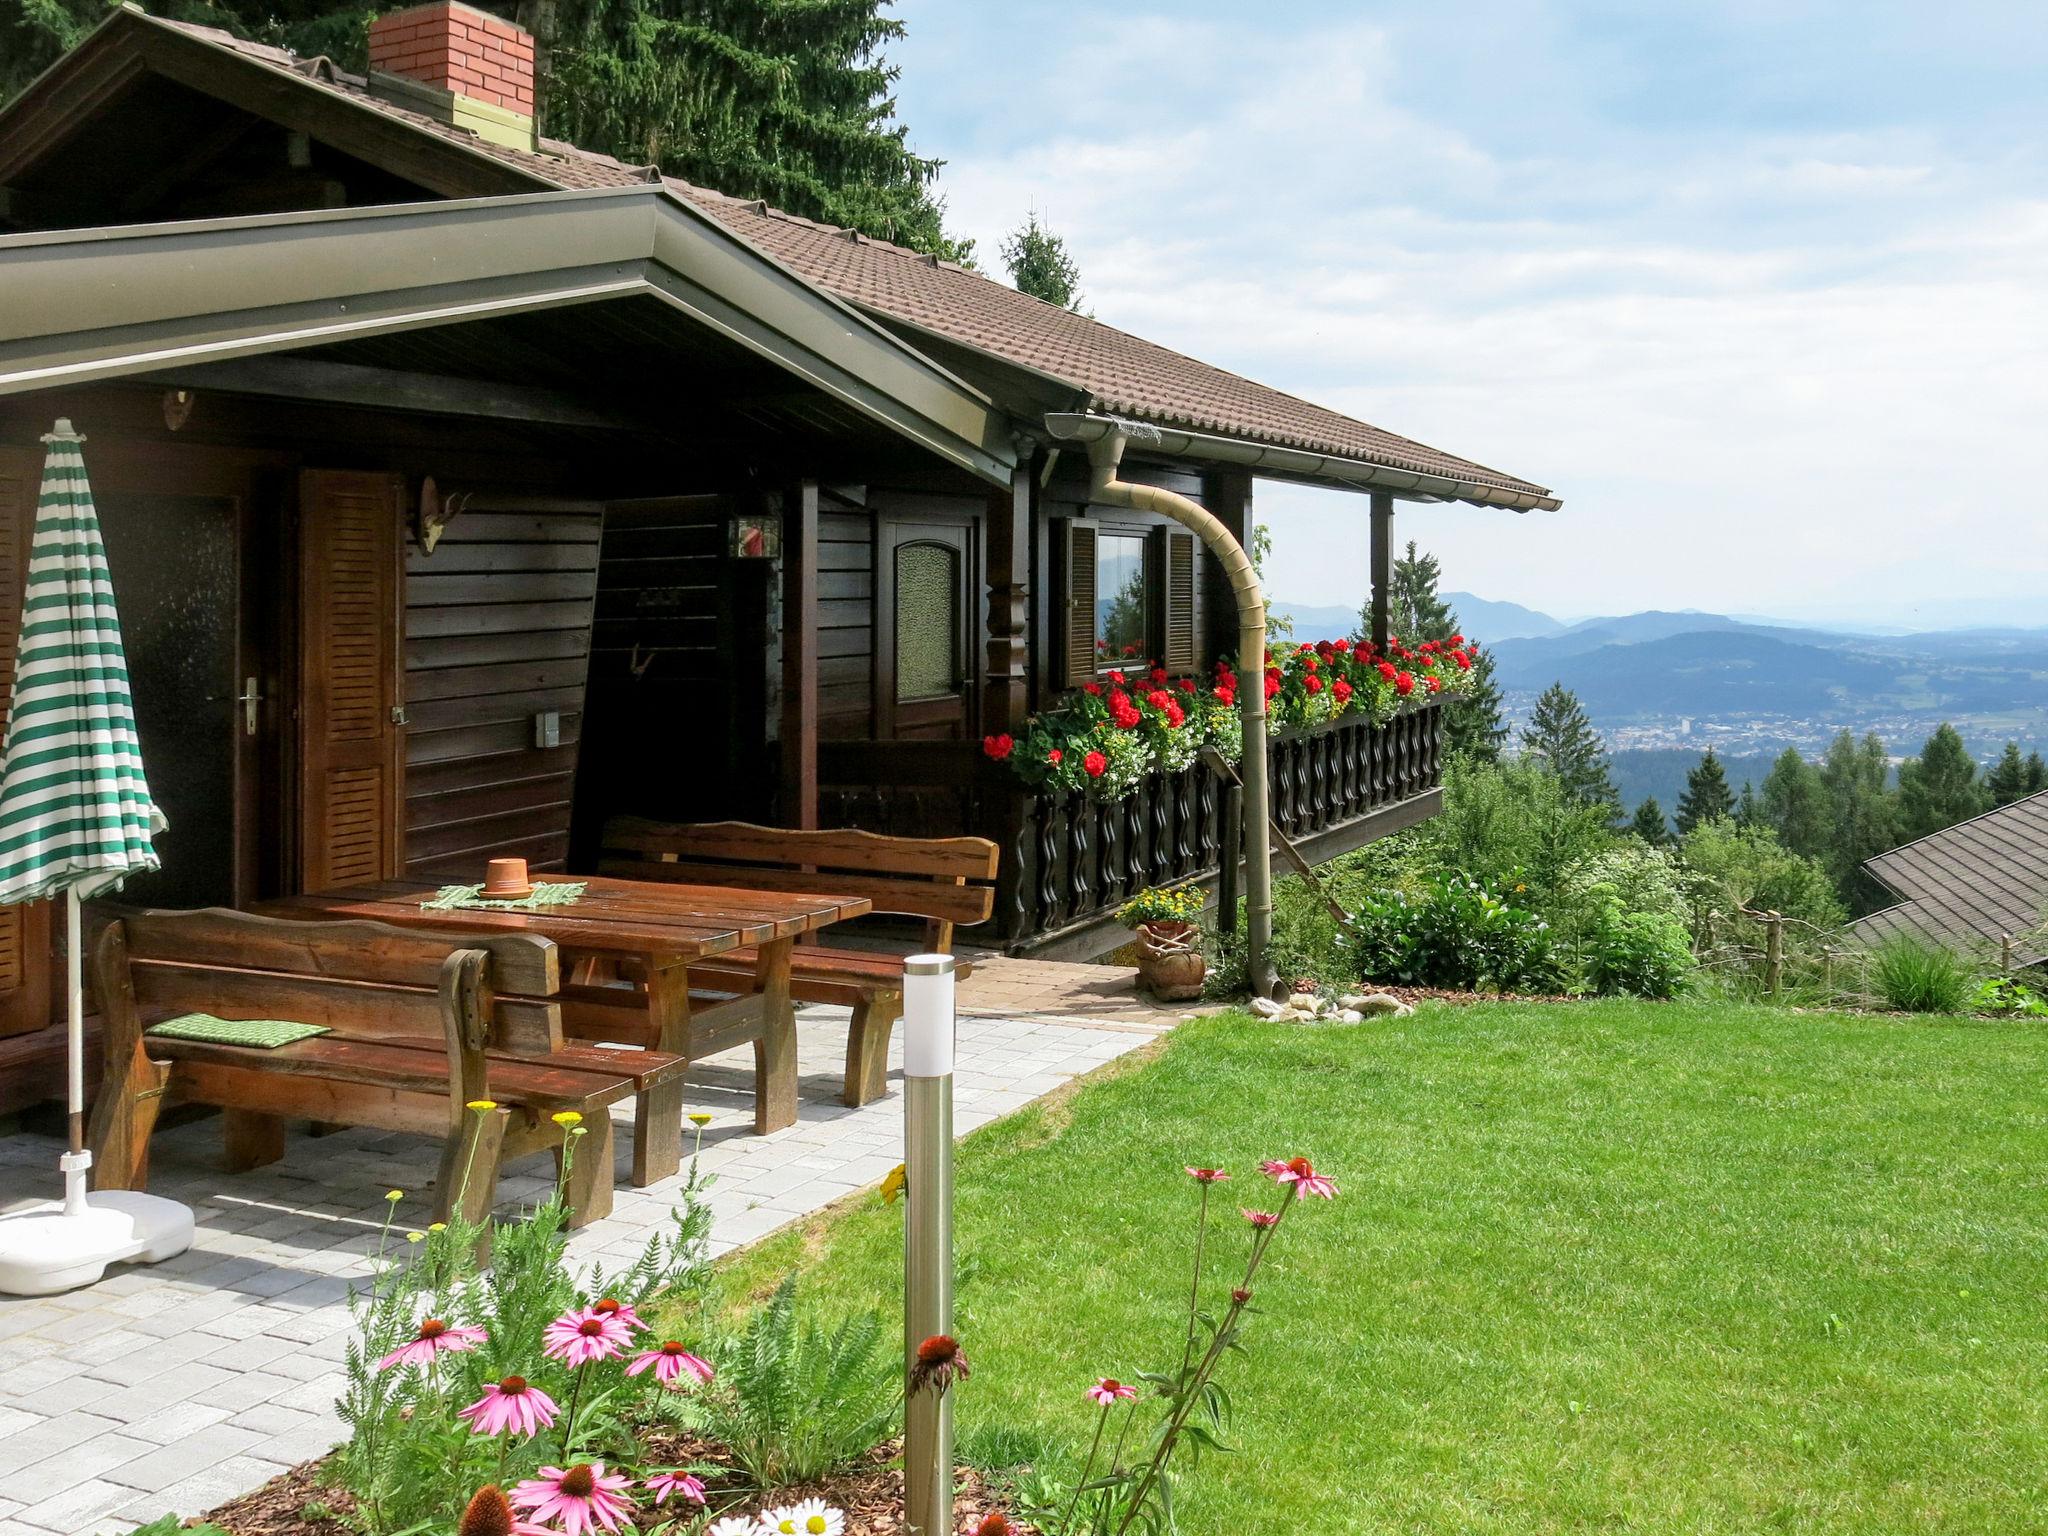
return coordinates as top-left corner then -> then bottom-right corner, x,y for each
403,497 -> 603,879
818,488 -> 874,738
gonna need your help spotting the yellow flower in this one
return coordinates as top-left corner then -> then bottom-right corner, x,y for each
405,1231 -> 424,1243
385,1190 -> 404,1203
569,1125 -> 588,1138
551,1110 -> 582,1128
879,1164 -> 908,1205
467,1099 -> 497,1112
688,1112 -> 713,1127
428,1222 -> 446,1233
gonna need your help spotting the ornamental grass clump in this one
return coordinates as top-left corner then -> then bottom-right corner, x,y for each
1868,934 -> 1974,1014
1026,1155 -> 1338,1535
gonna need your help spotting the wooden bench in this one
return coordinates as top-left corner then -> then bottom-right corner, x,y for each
86,908 -> 689,1227
596,819 -> 999,1106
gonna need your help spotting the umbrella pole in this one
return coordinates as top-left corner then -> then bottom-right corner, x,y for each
62,886 -> 88,1217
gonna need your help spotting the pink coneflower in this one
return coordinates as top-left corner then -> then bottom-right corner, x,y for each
458,1376 -> 559,1438
543,1307 -> 635,1367
1087,1378 -> 1137,1405
626,1340 -> 715,1387
1242,1209 -> 1281,1229
1183,1167 -> 1230,1184
509,1463 -> 635,1536
377,1316 -> 487,1371
641,1471 -> 705,1508
1261,1156 -> 1337,1199
587,1296 -> 644,1332
908,1334 -> 969,1396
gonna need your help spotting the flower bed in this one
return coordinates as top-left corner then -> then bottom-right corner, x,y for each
982,635 -> 1478,802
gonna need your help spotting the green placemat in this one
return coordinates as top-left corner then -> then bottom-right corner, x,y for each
421,880 -> 589,912
147,1014 -> 332,1049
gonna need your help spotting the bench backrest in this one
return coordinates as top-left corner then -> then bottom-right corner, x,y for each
597,818 -> 1000,952
100,907 -> 563,1054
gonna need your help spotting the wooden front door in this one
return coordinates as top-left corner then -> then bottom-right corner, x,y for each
296,469 -> 405,891
0,450 -> 51,1037
877,518 -> 977,740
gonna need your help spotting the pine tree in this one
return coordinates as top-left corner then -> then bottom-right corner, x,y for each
1986,741 -> 2039,807
1818,729 -> 1898,913
1628,796 -> 1670,845
1896,723 -> 1986,840
1360,541 -> 1456,644
1760,747 -> 1830,859
1735,780 -> 1761,827
1001,212 -> 1083,310
1519,683 -> 1618,813
1675,748 -> 1735,835
2030,752 -> 2048,795
1445,642 -> 1509,763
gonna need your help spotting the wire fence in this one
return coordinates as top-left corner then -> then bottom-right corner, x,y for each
1694,905 -> 2048,1009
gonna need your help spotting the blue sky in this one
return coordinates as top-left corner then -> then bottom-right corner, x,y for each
887,1 -> 2048,627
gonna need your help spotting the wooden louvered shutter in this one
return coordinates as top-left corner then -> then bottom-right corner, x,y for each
0,452 -> 51,1037
1162,529 -> 1197,673
1059,518 -> 1098,688
298,470 -> 404,891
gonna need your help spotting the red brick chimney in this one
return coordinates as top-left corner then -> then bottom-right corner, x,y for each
367,2 -> 535,150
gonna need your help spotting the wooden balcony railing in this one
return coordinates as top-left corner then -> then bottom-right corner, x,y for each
819,699 -> 1444,954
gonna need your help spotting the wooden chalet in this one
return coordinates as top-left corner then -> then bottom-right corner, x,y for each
0,2 -> 1560,1070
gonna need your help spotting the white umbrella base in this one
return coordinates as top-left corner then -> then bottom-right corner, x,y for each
0,1191 -> 195,1296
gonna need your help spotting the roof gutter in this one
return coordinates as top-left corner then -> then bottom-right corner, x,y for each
1042,411 -> 1560,513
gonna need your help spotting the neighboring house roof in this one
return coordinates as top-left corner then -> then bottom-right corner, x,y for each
1851,789 -> 2048,966
0,10 -> 1558,510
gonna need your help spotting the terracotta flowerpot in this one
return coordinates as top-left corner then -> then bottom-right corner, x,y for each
1134,920 -> 1206,1001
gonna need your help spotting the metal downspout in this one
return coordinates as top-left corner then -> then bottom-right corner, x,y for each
1070,423 -> 1277,997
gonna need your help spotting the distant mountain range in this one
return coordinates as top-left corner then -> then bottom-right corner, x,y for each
1270,593 -> 2048,762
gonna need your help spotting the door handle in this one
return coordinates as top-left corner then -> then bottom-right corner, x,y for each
237,677 -> 260,737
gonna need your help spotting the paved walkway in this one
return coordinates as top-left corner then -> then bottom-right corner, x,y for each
0,1002 -> 1166,1536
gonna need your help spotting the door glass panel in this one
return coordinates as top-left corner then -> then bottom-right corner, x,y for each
1097,532 -> 1148,664
895,541 -> 959,701
94,494 -> 239,909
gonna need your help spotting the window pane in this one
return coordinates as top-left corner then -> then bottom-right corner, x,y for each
896,542 -> 959,701
1097,533 -> 1148,665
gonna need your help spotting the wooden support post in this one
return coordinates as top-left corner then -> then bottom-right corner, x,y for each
982,463 -> 1032,738
1201,469 -> 1253,665
1369,490 -> 1393,652
780,479 -> 820,829
1765,910 -> 1784,998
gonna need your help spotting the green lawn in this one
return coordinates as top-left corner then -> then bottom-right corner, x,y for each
710,1002 -> 2048,1534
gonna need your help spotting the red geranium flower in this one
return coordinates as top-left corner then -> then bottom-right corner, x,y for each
1081,681 -> 1103,696
1177,678 -> 1196,693
1427,675 -> 1443,693
1332,678 -> 1352,703
1377,661 -> 1398,681
1450,633 -> 1465,646
1456,652 -> 1472,670
1264,673 -> 1281,699
981,733 -> 1013,762
1150,667 -> 1170,685
1395,671 -> 1415,696
1304,674 -> 1323,695
1302,653 -> 1318,671
1083,750 -> 1108,778
1332,638 -> 1351,653
1215,685 -> 1236,706
1047,748 -> 1062,764
1163,700 -> 1185,727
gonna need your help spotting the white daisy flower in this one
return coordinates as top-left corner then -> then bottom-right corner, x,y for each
786,1499 -> 844,1536
708,1517 -> 766,1536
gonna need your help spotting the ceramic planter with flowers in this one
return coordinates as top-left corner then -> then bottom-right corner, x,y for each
1117,885 -> 1209,1000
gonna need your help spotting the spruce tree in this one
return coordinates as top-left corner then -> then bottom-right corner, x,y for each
1001,212 -> 1083,310
1629,796 -> 1670,845
1986,741 -> 2039,807
1445,642 -> 1509,763
1675,748 -> 1735,835
1761,747 -> 1830,859
1360,541 -> 1456,643
1818,728 -> 1899,913
1896,723 -> 1986,840
2030,752 -> 2048,795
1735,780 -> 1761,827
1519,683 -> 1618,813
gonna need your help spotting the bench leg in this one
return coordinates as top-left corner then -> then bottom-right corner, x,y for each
436,1105 -> 511,1228
754,935 -> 797,1135
557,1114 -> 615,1228
843,989 -> 900,1108
222,1109 -> 286,1173
89,1056 -> 168,1192
632,962 -> 691,1187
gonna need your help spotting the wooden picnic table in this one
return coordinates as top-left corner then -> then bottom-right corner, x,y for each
260,874 -> 872,1186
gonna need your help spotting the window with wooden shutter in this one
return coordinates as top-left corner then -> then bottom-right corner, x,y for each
1058,518 -> 1099,687
0,452 -> 51,1037
298,470 -> 404,891
1162,529 -> 1197,672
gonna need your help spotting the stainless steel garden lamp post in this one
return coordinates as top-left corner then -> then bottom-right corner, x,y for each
902,953 -> 956,1534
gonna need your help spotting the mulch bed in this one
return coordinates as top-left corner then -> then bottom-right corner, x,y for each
203,1438 -> 1034,1536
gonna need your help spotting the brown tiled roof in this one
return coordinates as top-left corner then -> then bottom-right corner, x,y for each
157,17 -> 1555,504
1851,789 -> 2048,966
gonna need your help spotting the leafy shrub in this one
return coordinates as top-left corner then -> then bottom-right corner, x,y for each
1869,934 -> 1973,1014
1585,906 -> 1697,999
672,1275 -> 895,1487
1411,756 -> 1616,898
1203,878 -> 1352,996
1681,819 -> 1845,931
1345,875 -> 1563,992
1971,975 -> 2048,1017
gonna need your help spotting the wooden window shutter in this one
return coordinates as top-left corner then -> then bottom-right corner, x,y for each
298,470 -> 404,891
1162,529 -> 1197,672
0,452 -> 51,1036
1058,518 -> 1098,688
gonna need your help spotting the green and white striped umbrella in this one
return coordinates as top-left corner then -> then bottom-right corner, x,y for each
0,421 -> 164,906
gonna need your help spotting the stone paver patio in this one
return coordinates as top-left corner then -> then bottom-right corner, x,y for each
0,999 -> 1166,1536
